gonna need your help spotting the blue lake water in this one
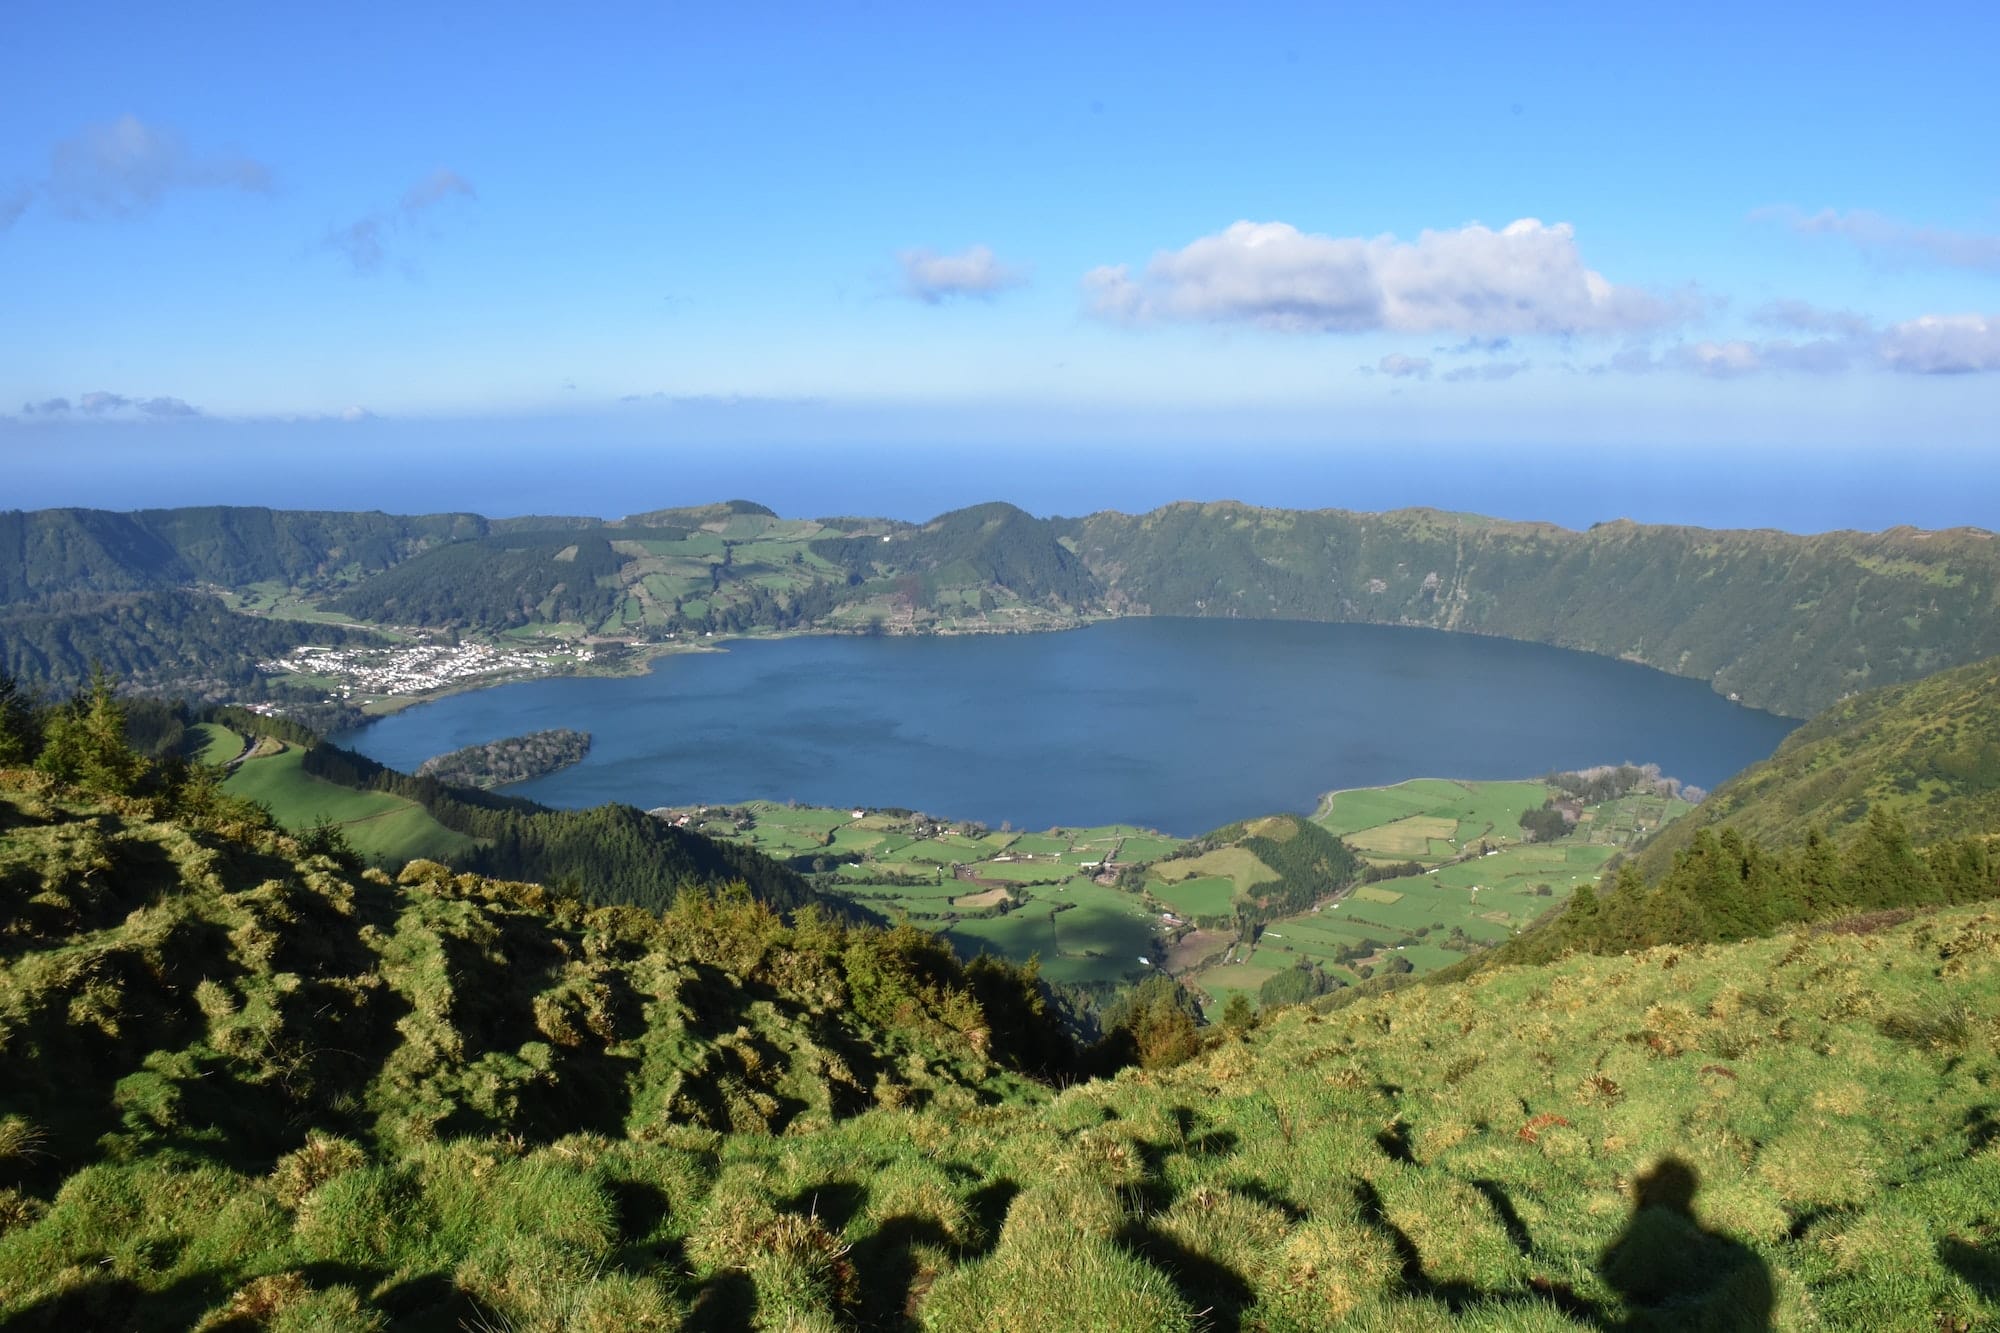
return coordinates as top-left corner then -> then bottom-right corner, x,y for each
336,618 -> 1799,835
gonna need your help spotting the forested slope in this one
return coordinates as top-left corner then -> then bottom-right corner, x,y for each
1629,654 -> 2000,875
0,506 -> 481,600
0,591 -> 375,700
1067,503 -> 2000,717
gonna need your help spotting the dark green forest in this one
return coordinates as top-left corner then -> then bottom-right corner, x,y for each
0,591 -> 373,699
415,729 -> 593,789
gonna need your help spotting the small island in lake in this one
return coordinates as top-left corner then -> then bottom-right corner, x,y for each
415,728 -> 592,789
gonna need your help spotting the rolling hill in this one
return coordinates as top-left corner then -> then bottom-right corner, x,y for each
8,499 -> 2000,716
1631,653 -> 2000,876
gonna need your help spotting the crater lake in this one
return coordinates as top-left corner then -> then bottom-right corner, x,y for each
336,618 -> 1799,834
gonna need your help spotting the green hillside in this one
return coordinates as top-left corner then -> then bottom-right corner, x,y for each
1064,503 -> 2000,718
1634,654 -> 2000,878
0,506 -> 482,602
222,740 -> 481,865
0,590 -> 380,699
1,774 -> 1996,1329
11,500 -> 2000,716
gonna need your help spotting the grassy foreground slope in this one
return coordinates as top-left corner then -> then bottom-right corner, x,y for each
2,767 -> 1997,1330
1635,653 -> 2000,878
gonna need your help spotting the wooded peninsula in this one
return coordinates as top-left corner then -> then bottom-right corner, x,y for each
415,728 -> 591,789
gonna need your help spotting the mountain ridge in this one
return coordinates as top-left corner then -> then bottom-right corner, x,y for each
6,498 -> 2000,717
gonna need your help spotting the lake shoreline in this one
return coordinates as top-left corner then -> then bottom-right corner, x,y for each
335,618 -> 1800,837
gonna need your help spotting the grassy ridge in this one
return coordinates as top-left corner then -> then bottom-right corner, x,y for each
1635,653 -> 2000,878
222,742 -> 481,865
1,774 -> 1995,1329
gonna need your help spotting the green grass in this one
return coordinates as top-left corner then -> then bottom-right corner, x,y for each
1151,845 -> 1277,891
223,744 -> 478,865
1181,778 -> 1693,998
1150,874 -> 1236,917
680,804 -> 1186,980
183,722 -> 244,766
965,859 -> 1073,884
3,777 -> 1997,1330
1347,812 -> 1459,858
1115,834 -> 1181,862
1317,778 -> 1553,857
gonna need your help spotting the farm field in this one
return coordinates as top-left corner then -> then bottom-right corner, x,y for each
665,801 -> 1181,988
671,777 -> 1694,1003
1188,781 -> 1696,1009
1315,777 -> 1552,861
220,735 -> 481,865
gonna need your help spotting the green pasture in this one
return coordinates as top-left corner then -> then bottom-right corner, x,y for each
184,722 -> 243,766
1314,777 -> 1464,835
1149,874 -> 1236,917
1315,777 -> 1552,854
827,826 -> 896,855
967,859 -> 1075,884
1345,813 -> 1458,859
1192,962 -> 1279,1003
1150,844 -> 1276,892
1113,833 -> 1182,862
223,745 -> 479,866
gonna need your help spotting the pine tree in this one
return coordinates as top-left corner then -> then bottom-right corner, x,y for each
35,668 -> 147,795
1839,809 -> 1938,909
0,672 -> 36,767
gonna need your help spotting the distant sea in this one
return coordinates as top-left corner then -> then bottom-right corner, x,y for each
7,426 -> 1995,536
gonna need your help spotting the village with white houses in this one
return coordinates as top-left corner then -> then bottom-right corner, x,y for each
257,639 -> 599,700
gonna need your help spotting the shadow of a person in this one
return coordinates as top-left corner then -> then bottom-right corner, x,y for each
1599,1157 -> 1774,1331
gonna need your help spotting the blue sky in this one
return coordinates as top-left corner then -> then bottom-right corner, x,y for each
3,2 -> 1996,527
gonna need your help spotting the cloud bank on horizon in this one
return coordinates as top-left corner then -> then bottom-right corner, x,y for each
0,5 -> 1995,441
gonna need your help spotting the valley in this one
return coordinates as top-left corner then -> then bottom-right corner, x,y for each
4,500 -> 1998,1330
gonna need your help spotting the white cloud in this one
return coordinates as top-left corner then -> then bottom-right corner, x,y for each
1878,315 -> 2000,374
1751,299 -> 1873,338
1673,341 -> 1765,378
324,168 -> 477,274
1765,207 -> 2000,272
39,115 -> 270,221
1085,218 -> 1689,336
897,245 -> 1027,303
1442,360 -> 1530,383
36,389 -> 204,418
1438,336 -> 1513,355
1604,338 -> 1853,378
138,396 -> 199,417
1374,353 -> 1432,379
1605,303 -> 2000,378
